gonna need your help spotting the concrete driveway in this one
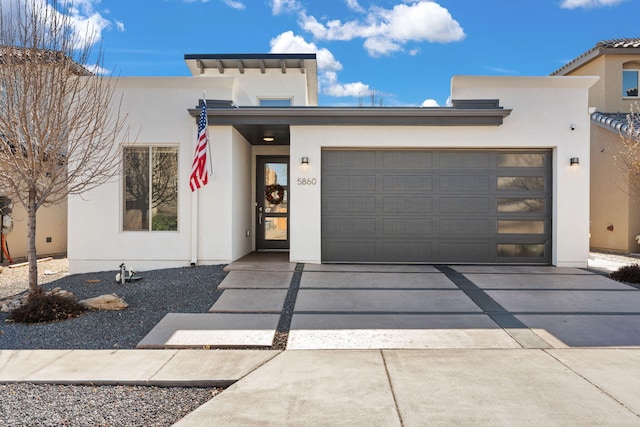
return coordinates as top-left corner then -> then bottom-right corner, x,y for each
139,256 -> 640,350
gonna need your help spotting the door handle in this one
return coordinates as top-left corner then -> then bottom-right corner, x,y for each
258,206 -> 263,225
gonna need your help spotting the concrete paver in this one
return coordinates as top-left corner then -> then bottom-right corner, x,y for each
300,271 -> 457,289
516,314 -> 640,347
452,266 -> 594,275
209,289 -> 288,313
150,350 -> 281,386
0,350 -> 72,381
136,313 -> 280,348
22,350 -> 178,384
288,313 -> 520,349
547,349 -> 640,414
173,350 -> 402,426
383,349 -> 640,426
303,264 -> 438,273
219,270 -> 293,289
486,289 -> 640,313
465,273 -> 632,290
295,289 -> 483,313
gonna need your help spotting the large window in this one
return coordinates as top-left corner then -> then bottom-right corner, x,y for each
123,146 -> 178,231
623,70 -> 639,98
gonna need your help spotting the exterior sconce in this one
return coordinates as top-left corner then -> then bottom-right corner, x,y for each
301,157 -> 309,165
570,157 -> 579,166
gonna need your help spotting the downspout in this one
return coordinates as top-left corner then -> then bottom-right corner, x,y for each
191,188 -> 198,266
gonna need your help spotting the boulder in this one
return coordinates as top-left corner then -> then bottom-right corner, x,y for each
79,294 -> 128,311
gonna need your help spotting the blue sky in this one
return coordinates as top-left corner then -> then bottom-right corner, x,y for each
43,0 -> 640,106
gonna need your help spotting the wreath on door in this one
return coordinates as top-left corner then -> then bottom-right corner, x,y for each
265,184 -> 285,205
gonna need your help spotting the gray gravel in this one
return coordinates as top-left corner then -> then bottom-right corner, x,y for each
0,264 -> 227,349
0,383 -> 223,426
0,264 -> 229,426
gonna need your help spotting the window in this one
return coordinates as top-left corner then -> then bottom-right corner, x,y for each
123,146 -> 178,231
623,70 -> 639,97
259,98 -> 292,106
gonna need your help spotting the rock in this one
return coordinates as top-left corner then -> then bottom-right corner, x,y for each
79,294 -> 128,311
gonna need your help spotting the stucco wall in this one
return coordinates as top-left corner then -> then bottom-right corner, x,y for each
4,201 -> 67,261
289,76 -> 596,267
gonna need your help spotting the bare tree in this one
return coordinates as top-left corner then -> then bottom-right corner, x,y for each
616,104 -> 640,194
0,0 -> 128,292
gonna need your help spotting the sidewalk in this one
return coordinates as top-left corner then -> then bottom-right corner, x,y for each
1,348 -> 639,425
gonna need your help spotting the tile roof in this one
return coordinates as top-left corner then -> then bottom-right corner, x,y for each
551,38 -> 640,76
592,111 -> 640,137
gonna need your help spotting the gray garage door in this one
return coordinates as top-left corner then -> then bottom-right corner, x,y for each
321,150 -> 552,264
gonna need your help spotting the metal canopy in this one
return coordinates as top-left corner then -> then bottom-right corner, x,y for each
184,53 -> 315,75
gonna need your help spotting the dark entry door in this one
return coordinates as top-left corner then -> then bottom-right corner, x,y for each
256,156 -> 289,250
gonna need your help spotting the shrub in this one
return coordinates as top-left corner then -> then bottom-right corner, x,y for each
609,264 -> 640,284
8,291 -> 85,323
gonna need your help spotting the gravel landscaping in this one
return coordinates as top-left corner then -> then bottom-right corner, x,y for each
0,261 -> 229,426
0,384 -> 223,426
0,262 -> 227,349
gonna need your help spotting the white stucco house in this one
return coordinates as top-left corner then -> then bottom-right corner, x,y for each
68,53 -> 597,274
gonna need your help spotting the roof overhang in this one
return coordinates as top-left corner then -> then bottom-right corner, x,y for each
188,99 -> 512,145
552,39 -> 640,76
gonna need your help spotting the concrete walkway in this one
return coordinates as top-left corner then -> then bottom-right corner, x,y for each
2,348 -> 639,425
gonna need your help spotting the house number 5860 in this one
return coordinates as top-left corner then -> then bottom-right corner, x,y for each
297,178 -> 317,185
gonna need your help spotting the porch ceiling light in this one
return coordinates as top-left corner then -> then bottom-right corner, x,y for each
301,156 -> 309,165
570,157 -> 579,166
262,136 -> 275,142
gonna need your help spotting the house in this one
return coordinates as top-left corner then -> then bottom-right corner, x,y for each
552,38 -> 640,253
67,53 -> 596,274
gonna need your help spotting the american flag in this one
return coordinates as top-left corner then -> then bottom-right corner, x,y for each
190,100 -> 211,191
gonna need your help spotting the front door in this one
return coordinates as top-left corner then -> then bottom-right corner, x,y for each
256,156 -> 289,250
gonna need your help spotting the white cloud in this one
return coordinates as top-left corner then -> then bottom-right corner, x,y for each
345,0 -> 365,13
115,20 -> 125,32
560,0 -> 626,8
270,31 -> 371,98
299,1 -> 465,57
222,0 -> 245,9
421,98 -> 439,107
271,0 -> 301,15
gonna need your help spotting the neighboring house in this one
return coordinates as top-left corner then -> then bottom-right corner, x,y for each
0,46 -> 81,262
553,38 -> 640,253
68,53 -> 596,274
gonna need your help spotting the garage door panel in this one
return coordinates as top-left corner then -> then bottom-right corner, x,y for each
382,151 -> 433,169
439,175 -> 491,192
382,218 -> 434,235
439,198 -> 491,214
439,152 -> 491,169
321,150 -> 551,264
382,242 -> 433,262
325,196 -> 376,213
383,197 -> 433,214
383,175 -> 433,192
439,219 -> 493,236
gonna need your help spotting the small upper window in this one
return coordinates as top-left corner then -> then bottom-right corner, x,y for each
623,70 -> 639,98
259,99 -> 292,107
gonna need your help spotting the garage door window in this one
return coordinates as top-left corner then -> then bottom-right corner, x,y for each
498,220 -> 545,234
497,244 -> 545,257
497,177 -> 545,191
498,198 -> 545,213
497,153 -> 545,167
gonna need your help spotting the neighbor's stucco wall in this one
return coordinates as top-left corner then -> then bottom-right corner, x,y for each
5,201 -> 67,261
289,76 -> 597,267
589,124 -> 632,252
568,54 -> 640,113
